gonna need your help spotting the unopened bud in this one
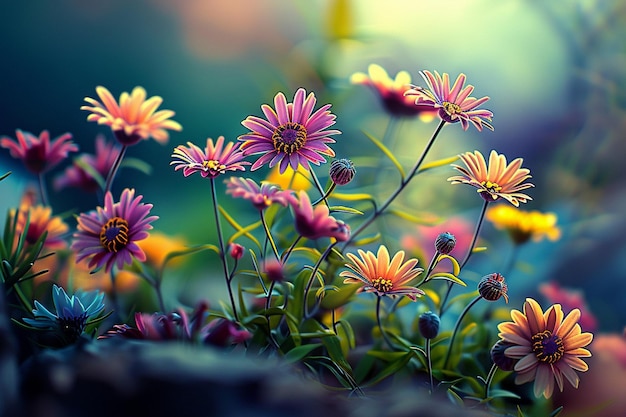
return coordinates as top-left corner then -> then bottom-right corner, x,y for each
435,231 -> 456,254
329,158 -> 356,186
418,311 -> 440,339
478,273 -> 509,302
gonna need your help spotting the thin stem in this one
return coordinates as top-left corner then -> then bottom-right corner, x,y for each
265,280 -> 276,311
280,235 -> 302,263
443,295 -> 482,369
209,177 -> 239,322
309,167 -> 329,206
260,211 -> 280,260
312,183 -> 336,206
103,145 -> 127,197
376,296 -> 394,350
303,242 -> 336,319
342,120 -> 446,249
37,173 -> 49,206
426,338 -> 434,394
484,363 -> 498,399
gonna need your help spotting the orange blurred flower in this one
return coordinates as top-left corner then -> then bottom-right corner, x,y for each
487,204 -> 560,244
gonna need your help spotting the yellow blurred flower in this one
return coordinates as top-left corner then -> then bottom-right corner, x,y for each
487,204 -> 561,244
265,164 -> 311,192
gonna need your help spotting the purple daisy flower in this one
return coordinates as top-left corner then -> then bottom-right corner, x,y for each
1,129 -> 78,174
170,136 -> 250,178
288,190 -> 350,241
224,177 -> 291,210
404,70 -> 494,131
71,188 -> 158,273
239,88 -> 341,173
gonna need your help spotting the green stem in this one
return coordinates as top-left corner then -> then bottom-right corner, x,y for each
341,120 -> 446,250
280,235 -> 302,263
303,242 -> 336,319
309,167 -> 329,206
443,295 -> 482,369
426,338 -> 434,394
103,145 -> 127,198
312,183 -> 336,206
376,296 -> 394,350
484,363 -> 498,399
210,177 -> 239,322
37,172 -> 49,206
260,211 -> 280,261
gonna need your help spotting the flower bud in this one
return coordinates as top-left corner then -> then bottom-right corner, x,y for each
478,273 -> 509,302
263,258 -> 285,282
329,158 -> 356,186
228,243 -> 245,260
418,311 -> 440,339
435,231 -> 456,254
490,340 -> 517,371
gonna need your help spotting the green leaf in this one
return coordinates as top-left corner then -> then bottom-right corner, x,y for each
120,157 -> 152,175
75,159 -> 105,190
162,244 -> 220,269
331,192 -> 375,202
517,405 -> 525,417
487,389 -> 521,400
387,209 -> 440,225
435,254 -> 460,276
0,171 -> 12,181
218,206 -> 261,248
549,406 -> 564,417
228,220 -> 262,246
362,130 -> 405,179
447,388 -> 465,408
329,206 -> 363,215
319,284 -> 357,309
351,233 -> 381,246
362,351 -> 413,387
428,272 -> 466,287
417,155 -> 459,173
321,335 -> 352,372
283,343 -> 322,363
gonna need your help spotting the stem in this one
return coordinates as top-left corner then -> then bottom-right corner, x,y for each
280,235 -> 302,263
376,296 -> 394,350
309,167 -> 329,206
265,280 -> 276,311
37,172 -> 49,206
426,338 -> 434,394
484,363 -> 498,399
341,120 -> 446,249
103,145 -> 127,197
312,183 -> 336,206
303,242 -> 336,319
210,178 -> 239,322
443,295 -> 482,369
260,211 -> 280,260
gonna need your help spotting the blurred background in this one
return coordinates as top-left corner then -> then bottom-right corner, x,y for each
1,0 -> 625,336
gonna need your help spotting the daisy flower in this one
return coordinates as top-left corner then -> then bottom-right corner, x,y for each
81,86 -> 182,146
71,188 -> 158,273
448,150 -> 534,206
239,88 -> 340,173
340,245 -> 425,301
170,136 -> 250,178
497,298 -> 593,398
1,129 -> 77,174
14,205 -> 69,250
225,177 -> 291,210
351,64 -> 437,118
487,204 -> 561,244
288,190 -> 350,241
405,70 -> 494,131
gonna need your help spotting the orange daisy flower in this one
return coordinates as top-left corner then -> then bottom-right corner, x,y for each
340,245 -> 425,301
81,86 -> 182,146
497,298 -> 593,398
448,150 -> 534,207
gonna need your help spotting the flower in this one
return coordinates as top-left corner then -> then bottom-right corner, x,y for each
404,70 -> 494,131
71,188 -> 158,273
418,311 -> 440,339
487,204 -> 561,244
170,136 -> 250,178
435,231 -> 456,255
1,129 -> 77,174
81,86 -> 182,146
539,281 -> 597,332
350,64 -> 437,118
54,135 -> 120,193
228,242 -> 245,260
204,319 -> 252,347
263,258 -> 285,283
329,158 -> 356,186
478,273 -> 509,302
497,298 -> 593,398
491,340 -> 517,372
265,164 -> 311,191
288,190 -> 350,241
14,204 -> 69,250
23,284 -> 105,343
448,150 -> 534,207
239,88 -> 340,173
340,245 -> 425,301
225,177 -> 291,210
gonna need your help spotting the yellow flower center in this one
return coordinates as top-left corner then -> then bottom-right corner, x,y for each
272,122 -> 307,155
203,159 -> 227,174
531,330 -> 564,364
371,277 -> 393,293
481,180 -> 502,193
442,101 -> 462,116
100,217 -> 130,253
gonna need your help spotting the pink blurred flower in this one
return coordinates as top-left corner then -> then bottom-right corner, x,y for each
288,190 -> 350,241
224,177 -> 291,210
228,242 -> 245,260
1,129 -> 77,174
405,70 -> 493,131
401,216 -> 474,261
539,281 -> 597,332
239,88 -> 340,173
171,136 -> 250,178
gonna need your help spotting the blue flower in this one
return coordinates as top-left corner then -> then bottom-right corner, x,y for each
23,284 -> 105,342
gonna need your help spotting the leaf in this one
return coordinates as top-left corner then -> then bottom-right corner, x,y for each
331,192 -> 375,202
387,209 -> 440,225
228,220 -> 262,246
120,157 -> 152,175
162,244 -> 220,269
361,351 -> 413,387
435,254 -> 460,276
362,130 -> 406,179
218,206 -> 261,248
75,159 -> 105,190
0,171 -> 11,181
351,233 -> 381,246
319,284 -> 357,309
487,389 -> 521,400
447,388 -> 465,408
329,206 -> 363,215
283,343 -> 322,363
417,155 -> 459,173
549,406 -> 564,417
321,335 -> 352,372
428,272 -> 466,287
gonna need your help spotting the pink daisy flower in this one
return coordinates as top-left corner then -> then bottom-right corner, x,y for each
287,190 -> 350,241
170,136 -> 250,178
71,188 -> 158,273
224,177 -> 291,210
239,88 -> 341,173
1,129 -> 78,174
404,70 -> 494,131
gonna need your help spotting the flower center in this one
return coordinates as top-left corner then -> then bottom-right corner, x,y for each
272,122 -> 307,154
58,314 -> 88,342
203,159 -> 226,175
371,277 -> 393,293
531,330 -> 564,364
100,217 -> 130,253
481,180 -> 502,193
442,101 -> 462,116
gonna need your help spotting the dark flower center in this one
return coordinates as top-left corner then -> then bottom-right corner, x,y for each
531,330 -> 564,364
442,101 -> 462,116
100,216 -> 130,252
202,159 -> 226,175
272,122 -> 307,155
371,277 -> 393,293
58,314 -> 88,342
